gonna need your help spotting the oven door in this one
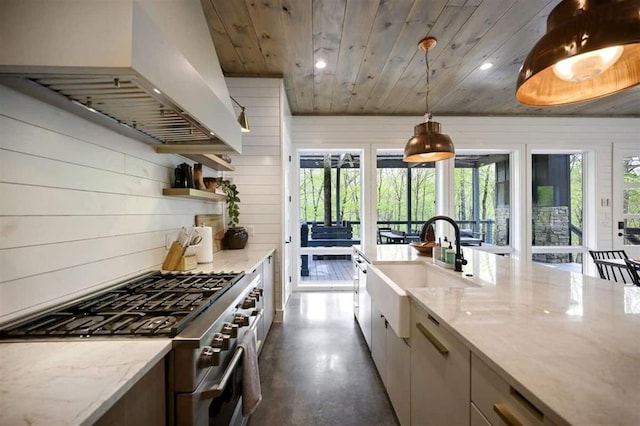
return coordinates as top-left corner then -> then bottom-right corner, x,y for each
176,309 -> 264,426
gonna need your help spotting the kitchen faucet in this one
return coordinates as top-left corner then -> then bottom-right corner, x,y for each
420,215 -> 468,272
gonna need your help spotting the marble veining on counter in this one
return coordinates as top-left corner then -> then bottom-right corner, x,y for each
402,249 -> 640,425
0,339 -> 171,426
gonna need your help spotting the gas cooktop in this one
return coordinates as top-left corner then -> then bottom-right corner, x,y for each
1,271 -> 244,338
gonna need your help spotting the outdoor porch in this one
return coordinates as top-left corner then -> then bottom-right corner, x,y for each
300,257 -> 353,282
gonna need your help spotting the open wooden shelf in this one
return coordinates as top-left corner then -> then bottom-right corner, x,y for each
154,145 -> 234,172
162,188 -> 227,202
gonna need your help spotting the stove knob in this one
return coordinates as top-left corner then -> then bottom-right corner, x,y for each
222,323 -> 239,338
233,314 -> 250,327
250,289 -> 262,301
241,297 -> 256,309
211,333 -> 230,350
199,346 -> 221,367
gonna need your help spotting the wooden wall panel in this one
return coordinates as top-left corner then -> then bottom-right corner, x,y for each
0,85 -> 221,323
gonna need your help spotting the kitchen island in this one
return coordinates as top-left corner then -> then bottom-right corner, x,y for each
357,244 -> 640,425
0,246 -> 276,426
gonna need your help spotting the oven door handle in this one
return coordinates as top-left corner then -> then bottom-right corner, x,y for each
200,309 -> 264,400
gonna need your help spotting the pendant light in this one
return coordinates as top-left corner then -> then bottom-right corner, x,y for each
404,37 -> 455,163
230,96 -> 250,133
516,0 -> 640,106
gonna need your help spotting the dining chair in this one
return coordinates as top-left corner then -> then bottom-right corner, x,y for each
588,250 -> 629,261
377,227 -> 392,244
625,259 -> 640,286
589,250 -> 633,283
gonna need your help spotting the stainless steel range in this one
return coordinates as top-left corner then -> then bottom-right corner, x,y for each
0,270 -> 265,426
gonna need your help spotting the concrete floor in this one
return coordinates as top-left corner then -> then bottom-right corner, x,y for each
249,292 -> 399,426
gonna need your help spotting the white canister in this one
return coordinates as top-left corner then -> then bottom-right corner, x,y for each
194,226 -> 213,263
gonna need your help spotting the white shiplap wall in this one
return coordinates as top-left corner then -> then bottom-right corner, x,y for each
225,78 -> 287,320
292,115 -> 640,259
0,85 -> 222,324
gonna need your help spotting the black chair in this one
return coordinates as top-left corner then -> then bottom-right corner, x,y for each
625,259 -> 640,286
589,250 -> 628,261
377,227 -> 392,244
589,250 -> 633,283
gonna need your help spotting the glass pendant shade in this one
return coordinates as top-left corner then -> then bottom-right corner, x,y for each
404,120 -> 455,163
516,0 -> 640,106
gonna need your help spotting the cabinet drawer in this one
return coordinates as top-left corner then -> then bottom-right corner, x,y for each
410,302 -> 470,426
471,354 -> 554,426
471,402 -> 491,426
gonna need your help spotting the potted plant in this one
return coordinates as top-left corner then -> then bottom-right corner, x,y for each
218,178 -> 248,249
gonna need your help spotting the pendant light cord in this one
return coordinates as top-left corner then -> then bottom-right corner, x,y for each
425,48 -> 430,118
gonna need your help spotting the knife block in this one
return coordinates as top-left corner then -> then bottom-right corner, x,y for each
163,241 -> 199,271
178,255 -> 198,271
162,241 -> 186,270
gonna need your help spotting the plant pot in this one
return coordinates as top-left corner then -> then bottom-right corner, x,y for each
223,227 -> 248,250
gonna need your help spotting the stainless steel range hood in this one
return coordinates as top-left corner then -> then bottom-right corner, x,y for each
0,0 -> 242,153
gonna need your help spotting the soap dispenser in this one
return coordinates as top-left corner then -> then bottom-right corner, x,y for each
446,241 -> 455,264
441,237 -> 448,262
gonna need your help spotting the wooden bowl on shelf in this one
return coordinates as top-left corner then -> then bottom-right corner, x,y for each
410,241 -> 435,256
203,177 -> 218,191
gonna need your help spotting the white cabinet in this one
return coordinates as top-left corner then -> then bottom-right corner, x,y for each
471,354 -> 554,426
410,301 -> 470,426
353,257 -> 359,319
353,251 -> 371,349
262,253 -> 275,335
371,303 -> 410,426
385,324 -> 410,426
371,305 -> 387,384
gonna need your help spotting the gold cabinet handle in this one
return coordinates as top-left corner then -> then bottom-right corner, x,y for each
493,404 -> 522,426
416,322 -> 449,356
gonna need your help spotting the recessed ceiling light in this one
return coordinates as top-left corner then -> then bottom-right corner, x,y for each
315,60 -> 327,69
153,88 -> 162,94
480,62 -> 493,70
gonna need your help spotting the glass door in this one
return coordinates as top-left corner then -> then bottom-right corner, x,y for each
296,149 -> 363,290
613,145 -> 640,258
530,152 -> 586,273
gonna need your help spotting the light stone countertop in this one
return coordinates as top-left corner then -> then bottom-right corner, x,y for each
181,245 -> 276,275
0,340 -> 171,426
359,244 -> 640,425
0,246 -> 275,426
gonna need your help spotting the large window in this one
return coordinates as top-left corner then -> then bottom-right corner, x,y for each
453,154 -> 510,247
299,152 -> 361,237
376,150 -> 435,237
622,155 -> 640,245
531,153 -> 584,272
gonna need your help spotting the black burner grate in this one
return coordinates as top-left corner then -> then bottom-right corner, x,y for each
1,271 -> 244,338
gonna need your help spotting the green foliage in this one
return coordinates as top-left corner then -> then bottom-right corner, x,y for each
218,178 -> 240,227
299,168 -> 361,228
454,164 -> 496,224
569,154 -> 583,245
623,156 -> 640,219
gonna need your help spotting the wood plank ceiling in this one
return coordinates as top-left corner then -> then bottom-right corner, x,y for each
202,0 -> 639,117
